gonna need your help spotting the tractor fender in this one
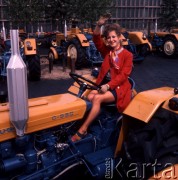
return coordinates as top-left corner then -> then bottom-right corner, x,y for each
75,34 -> 90,47
123,87 -> 175,123
164,33 -> 178,41
147,41 -> 153,51
49,46 -> 58,60
115,87 -> 175,156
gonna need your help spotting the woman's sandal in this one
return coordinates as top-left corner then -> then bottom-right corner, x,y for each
71,131 -> 87,142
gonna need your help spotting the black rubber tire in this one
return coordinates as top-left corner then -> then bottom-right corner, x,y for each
48,50 -> 55,62
139,43 -> 151,57
26,55 -> 41,81
67,38 -> 87,69
121,108 -> 178,179
162,36 -> 178,57
48,50 -> 55,72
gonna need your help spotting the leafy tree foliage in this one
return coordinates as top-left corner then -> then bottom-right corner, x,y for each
44,0 -> 112,24
4,0 -> 112,31
4,0 -> 44,29
159,0 -> 178,31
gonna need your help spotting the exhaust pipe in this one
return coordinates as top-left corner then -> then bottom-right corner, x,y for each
6,29 -> 29,136
154,19 -> 158,33
2,22 -> 6,41
64,20 -> 67,41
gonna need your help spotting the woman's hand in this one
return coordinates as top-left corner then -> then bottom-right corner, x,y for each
97,13 -> 111,27
99,84 -> 110,93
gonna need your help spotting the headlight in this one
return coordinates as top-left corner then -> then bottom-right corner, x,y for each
26,41 -> 31,47
142,33 -> 147,40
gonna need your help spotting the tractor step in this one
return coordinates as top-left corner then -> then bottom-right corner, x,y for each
84,146 -> 115,166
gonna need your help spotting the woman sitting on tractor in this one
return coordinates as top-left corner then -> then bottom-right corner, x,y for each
71,15 -> 133,142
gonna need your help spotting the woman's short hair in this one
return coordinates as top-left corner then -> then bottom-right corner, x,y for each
102,23 -> 122,38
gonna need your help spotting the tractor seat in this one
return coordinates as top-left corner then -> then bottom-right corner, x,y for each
91,68 -> 136,107
128,77 -> 135,92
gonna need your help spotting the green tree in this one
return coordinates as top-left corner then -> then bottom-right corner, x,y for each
159,0 -> 178,31
4,0 -> 44,32
44,0 -> 112,27
4,0 -> 113,32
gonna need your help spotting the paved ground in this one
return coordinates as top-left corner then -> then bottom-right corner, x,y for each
1,52 -> 178,99
130,53 -> 178,92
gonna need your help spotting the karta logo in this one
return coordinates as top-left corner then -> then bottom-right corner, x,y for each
105,158 -> 177,179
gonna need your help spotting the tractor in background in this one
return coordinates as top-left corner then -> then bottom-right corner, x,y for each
48,20 -> 103,69
0,35 -> 41,81
122,29 -> 152,63
23,38 -> 41,81
148,28 -> 178,58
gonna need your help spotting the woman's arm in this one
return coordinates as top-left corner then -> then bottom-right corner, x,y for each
92,14 -> 111,57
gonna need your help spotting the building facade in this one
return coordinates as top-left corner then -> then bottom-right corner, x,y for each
0,0 -> 163,33
110,0 -> 162,31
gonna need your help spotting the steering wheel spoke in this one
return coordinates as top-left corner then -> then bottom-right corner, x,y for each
69,72 -> 100,97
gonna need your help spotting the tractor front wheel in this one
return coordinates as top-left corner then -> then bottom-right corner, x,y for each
163,36 -> 177,57
26,55 -> 41,81
67,38 -> 86,69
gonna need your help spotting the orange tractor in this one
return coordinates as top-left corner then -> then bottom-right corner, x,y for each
148,28 -> 178,57
1,41 -> 178,180
48,22 -> 103,69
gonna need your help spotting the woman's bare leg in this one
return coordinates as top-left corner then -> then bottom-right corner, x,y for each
87,90 -> 98,101
77,91 -> 115,134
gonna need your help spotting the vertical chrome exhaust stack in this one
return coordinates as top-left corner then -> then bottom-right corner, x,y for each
64,20 -> 67,41
154,19 -> 158,33
7,29 -> 29,136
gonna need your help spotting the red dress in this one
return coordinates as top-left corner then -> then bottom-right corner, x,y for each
93,34 -> 133,113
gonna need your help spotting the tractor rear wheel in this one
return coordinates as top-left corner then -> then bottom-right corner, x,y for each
67,38 -> 86,69
163,36 -> 177,57
26,55 -> 41,81
48,50 -> 55,72
121,108 -> 178,179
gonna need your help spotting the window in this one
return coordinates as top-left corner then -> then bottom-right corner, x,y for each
145,8 -> 148,18
136,0 -> 139,6
118,0 -> 121,6
122,0 -> 126,6
111,8 -> 116,18
145,0 -> 149,6
131,7 -> 135,17
131,0 -> 135,6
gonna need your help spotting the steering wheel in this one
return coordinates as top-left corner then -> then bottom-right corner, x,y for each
69,72 -> 101,97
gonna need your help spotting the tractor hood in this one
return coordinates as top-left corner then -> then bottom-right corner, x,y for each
0,93 -> 87,142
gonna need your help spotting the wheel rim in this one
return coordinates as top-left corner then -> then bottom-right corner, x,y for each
164,40 -> 175,56
48,51 -> 54,61
67,44 -> 77,60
